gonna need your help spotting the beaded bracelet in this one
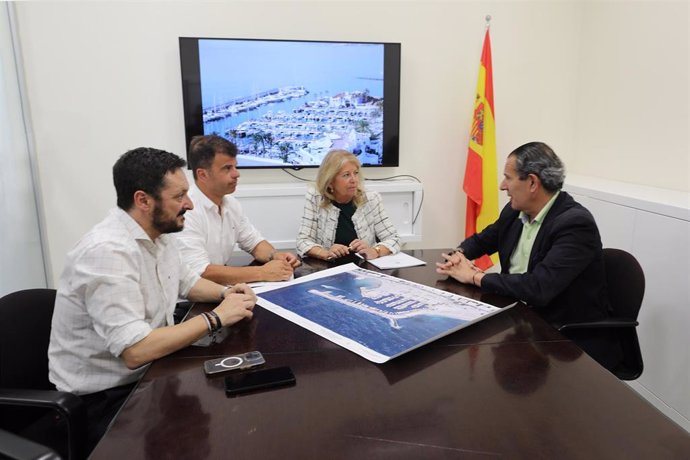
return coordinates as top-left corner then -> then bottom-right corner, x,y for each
208,310 -> 223,331
200,311 -> 213,337
202,311 -> 217,332
202,311 -> 221,342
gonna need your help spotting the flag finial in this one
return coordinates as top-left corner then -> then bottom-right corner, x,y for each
485,15 -> 492,28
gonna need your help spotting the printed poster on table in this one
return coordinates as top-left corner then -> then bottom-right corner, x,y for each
256,263 -> 512,363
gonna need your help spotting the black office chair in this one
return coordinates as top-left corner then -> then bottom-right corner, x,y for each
0,289 -> 86,460
173,301 -> 194,324
559,248 -> 645,380
0,427 -> 61,460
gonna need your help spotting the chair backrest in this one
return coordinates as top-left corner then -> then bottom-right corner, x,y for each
603,248 -> 645,379
0,289 -> 57,390
603,248 -> 645,320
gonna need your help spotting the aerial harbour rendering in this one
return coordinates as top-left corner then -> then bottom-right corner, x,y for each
257,267 -> 506,361
204,86 -> 384,167
196,38 -> 388,167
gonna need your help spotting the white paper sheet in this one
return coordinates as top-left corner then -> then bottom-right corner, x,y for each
364,252 -> 427,269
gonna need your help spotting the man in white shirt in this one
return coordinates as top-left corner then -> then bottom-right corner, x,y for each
177,135 -> 300,284
49,147 -> 256,455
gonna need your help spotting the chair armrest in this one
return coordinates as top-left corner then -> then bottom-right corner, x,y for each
0,388 -> 86,460
558,318 -> 639,332
0,388 -> 84,417
0,427 -> 61,460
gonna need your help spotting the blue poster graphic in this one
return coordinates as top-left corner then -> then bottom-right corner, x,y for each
258,266 -> 507,362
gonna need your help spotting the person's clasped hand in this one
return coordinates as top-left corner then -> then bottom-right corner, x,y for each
261,259 -> 294,281
437,250 -> 459,270
435,251 -> 478,284
349,239 -> 378,259
215,283 -> 256,325
273,251 -> 302,268
326,243 -> 351,259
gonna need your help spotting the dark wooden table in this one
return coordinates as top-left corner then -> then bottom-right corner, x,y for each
91,249 -> 690,459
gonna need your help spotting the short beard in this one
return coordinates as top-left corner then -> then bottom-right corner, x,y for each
152,202 -> 184,234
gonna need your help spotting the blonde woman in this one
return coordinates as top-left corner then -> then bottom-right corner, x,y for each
296,149 -> 401,260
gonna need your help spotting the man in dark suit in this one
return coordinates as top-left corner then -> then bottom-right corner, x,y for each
437,141 -> 621,368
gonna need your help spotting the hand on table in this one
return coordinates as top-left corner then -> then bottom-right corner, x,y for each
215,283 -> 256,326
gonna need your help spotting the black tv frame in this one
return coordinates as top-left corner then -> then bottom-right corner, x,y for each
179,37 -> 401,169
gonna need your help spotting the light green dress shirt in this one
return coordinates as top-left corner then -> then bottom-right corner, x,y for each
508,191 -> 560,274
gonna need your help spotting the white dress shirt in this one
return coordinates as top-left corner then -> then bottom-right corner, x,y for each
48,208 -> 199,395
176,183 -> 265,276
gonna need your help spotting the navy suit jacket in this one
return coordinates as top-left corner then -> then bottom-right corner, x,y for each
460,192 -> 611,327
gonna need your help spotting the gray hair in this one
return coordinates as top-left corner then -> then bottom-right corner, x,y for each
510,142 -> 565,192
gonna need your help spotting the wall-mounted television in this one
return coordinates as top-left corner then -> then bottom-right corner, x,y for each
179,37 -> 401,169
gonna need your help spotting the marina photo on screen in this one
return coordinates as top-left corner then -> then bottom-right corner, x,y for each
198,39 -> 386,167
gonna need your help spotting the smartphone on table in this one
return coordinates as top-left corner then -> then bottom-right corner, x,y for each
203,351 -> 265,376
225,366 -> 296,396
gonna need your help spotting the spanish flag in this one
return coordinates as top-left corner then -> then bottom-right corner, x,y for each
463,28 -> 498,271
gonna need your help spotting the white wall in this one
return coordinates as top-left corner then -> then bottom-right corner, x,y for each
573,1 -> 689,192
11,1 -> 688,285
0,3 -> 48,295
